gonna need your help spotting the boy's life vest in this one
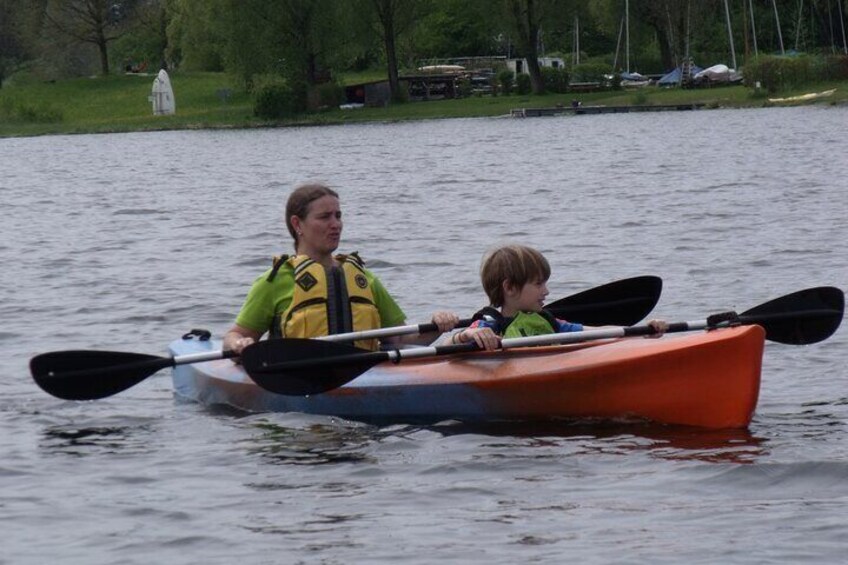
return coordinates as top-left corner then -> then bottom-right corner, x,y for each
268,252 -> 380,350
471,307 -> 559,338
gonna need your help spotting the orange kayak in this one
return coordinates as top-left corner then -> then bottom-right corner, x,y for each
169,325 -> 764,429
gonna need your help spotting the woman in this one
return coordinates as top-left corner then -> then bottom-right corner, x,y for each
224,183 -> 459,354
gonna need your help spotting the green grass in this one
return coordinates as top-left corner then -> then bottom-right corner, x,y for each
2,71 -> 847,138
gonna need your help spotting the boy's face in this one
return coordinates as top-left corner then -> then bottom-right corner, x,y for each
506,279 -> 550,312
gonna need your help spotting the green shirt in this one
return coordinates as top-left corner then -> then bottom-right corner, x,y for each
235,264 -> 406,335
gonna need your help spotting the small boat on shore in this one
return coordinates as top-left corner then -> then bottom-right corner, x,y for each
170,325 -> 765,429
768,88 -> 836,104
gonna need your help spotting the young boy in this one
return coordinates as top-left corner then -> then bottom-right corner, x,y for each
447,244 -> 667,351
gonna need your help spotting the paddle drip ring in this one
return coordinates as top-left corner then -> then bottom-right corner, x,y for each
706,311 -> 741,330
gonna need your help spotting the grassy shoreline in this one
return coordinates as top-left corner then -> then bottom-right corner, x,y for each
1,71 -> 846,139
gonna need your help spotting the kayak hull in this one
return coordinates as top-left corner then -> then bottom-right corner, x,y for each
169,325 -> 764,429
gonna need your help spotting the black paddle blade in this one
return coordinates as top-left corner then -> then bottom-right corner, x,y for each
241,339 -> 385,396
546,275 -> 663,326
741,286 -> 844,345
30,350 -> 172,400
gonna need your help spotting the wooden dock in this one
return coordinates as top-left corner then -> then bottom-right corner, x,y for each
510,103 -> 705,118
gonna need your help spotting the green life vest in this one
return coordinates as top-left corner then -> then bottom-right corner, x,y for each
502,311 -> 559,338
472,307 -> 558,338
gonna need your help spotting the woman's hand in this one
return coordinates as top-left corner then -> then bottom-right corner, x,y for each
223,325 -> 262,355
229,336 -> 255,354
430,310 -> 460,333
646,319 -> 669,337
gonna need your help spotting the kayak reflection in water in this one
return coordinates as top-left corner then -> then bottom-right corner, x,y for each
444,244 -> 669,351
223,183 -> 460,356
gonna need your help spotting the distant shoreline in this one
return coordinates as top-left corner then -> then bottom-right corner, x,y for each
1,72 -> 845,139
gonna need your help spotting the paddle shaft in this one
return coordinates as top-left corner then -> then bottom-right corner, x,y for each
320,318 -> 473,342
38,350 -> 240,380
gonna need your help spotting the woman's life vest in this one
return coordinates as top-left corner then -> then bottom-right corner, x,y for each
269,252 -> 380,350
471,307 -> 559,338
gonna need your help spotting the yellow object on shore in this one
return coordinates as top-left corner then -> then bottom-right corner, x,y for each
768,88 -> 836,103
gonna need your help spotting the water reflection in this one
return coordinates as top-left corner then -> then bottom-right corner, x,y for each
427,420 -> 768,464
245,418 -> 379,466
40,420 -> 154,456
240,413 -> 768,467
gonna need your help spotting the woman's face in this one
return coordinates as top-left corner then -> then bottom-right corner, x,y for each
292,195 -> 343,256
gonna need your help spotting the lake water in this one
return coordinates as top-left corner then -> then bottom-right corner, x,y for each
2,106 -> 847,563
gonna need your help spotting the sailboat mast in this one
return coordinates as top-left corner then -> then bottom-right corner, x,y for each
613,15 -> 624,71
724,0 -> 738,69
626,0 -> 630,73
772,0 -> 786,54
574,14 -> 580,65
749,0 -> 759,56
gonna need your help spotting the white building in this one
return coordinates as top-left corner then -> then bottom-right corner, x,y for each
506,57 -> 566,75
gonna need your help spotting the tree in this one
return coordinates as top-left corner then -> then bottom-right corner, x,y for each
166,0 -> 228,71
413,0 -> 497,59
132,0 -> 170,69
503,0 -> 545,94
0,0 -> 28,86
365,0 -> 427,101
42,0 -> 138,75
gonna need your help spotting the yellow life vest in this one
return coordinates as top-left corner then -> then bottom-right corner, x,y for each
271,252 -> 380,351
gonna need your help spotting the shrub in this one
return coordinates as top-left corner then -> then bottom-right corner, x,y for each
457,77 -> 473,98
252,76 -> 305,119
541,67 -> 569,93
570,62 -> 608,83
819,54 -> 848,81
497,69 -> 514,95
515,72 -> 531,94
743,54 -> 848,93
308,81 -> 344,111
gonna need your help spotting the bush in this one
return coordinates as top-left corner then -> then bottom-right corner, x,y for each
497,69 -> 514,95
819,54 -> 848,81
308,81 -> 344,111
252,76 -> 305,119
570,63 -> 608,83
457,77 -> 473,98
743,54 -> 848,93
541,67 -> 569,93
515,73 -> 531,94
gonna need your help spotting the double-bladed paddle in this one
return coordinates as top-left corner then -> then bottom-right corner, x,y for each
321,274 -> 661,342
243,286 -> 844,397
30,275 -> 662,400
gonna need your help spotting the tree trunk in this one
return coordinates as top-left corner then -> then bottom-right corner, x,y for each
158,5 -> 168,70
384,20 -> 401,101
507,0 -> 544,94
656,27 -> 674,70
98,39 -> 109,75
373,0 -> 403,102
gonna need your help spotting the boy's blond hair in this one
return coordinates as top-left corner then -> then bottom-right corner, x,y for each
480,245 -> 551,307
